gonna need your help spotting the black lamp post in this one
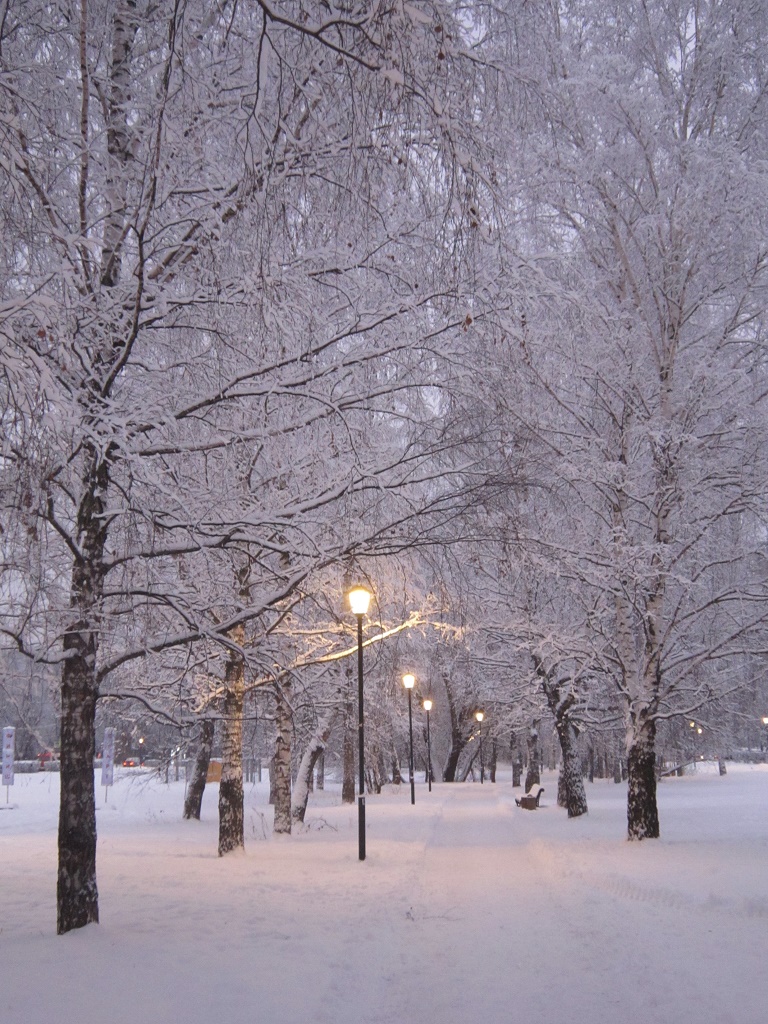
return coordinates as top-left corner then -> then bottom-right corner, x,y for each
349,585 -> 371,861
423,699 -> 433,792
403,673 -> 416,805
475,710 -> 485,784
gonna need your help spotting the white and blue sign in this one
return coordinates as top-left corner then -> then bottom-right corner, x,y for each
2,727 -> 15,787
101,727 -> 115,788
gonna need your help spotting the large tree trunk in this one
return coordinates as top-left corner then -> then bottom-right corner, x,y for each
184,718 -> 215,820
272,683 -> 292,834
57,451 -> 108,934
58,652 -> 99,934
292,712 -> 336,825
627,714 -> 659,840
218,629 -> 245,856
56,0 -> 142,933
555,719 -> 588,818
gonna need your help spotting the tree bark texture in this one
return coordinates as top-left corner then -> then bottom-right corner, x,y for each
218,633 -> 245,856
627,716 -> 660,840
184,718 -> 215,820
342,664 -> 355,803
272,683 -> 292,834
57,450 -> 109,934
555,719 -> 588,818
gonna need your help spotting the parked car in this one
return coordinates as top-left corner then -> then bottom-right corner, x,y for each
37,750 -> 58,769
122,755 -> 142,767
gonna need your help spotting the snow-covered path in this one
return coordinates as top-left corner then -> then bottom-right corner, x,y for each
2,765 -> 766,1023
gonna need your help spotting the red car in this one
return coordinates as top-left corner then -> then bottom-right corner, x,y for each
38,750 -> 57,769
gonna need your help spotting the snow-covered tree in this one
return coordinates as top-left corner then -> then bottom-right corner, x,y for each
488,0 -> 768,837
0,0 -> 493,930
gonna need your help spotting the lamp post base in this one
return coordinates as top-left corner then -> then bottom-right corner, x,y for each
358,796 -> 366,861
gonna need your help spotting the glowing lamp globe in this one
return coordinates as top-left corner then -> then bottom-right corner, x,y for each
348,586 -> 371,616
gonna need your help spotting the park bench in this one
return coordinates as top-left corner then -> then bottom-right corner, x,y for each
515,783 -> 545,810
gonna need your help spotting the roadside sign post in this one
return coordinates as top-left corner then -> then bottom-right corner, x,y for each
2,727 -> 15,804
101,727 -> 115,804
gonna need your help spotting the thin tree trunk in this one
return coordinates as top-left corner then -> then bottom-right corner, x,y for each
442,674 -> 468,782
184,718 -> 215,820
524,724 -> 541,792
342,663 -> 355,804
292,712 -> 336,824
512,757 -> 522,787
460,745 -> 479,781
272,683 -> 292,834
369,745 -> 383,793
511,732 -> 522,787
391,744 -> 403,785
218,628 -> 245,856
269,753 -> 277,804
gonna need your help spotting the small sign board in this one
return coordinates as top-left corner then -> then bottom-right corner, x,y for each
101,727 -> 115,789
206,760 -> 222,783
2,727 -> 14,787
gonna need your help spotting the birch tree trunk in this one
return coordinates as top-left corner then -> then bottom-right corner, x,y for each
627,713 -> 660,840
292,712 -> 336,824
342,665 -> 355,804
272,684 -> 292,834
57,449 -> 108,933
218,627 -> 245,856
390,746 -> 403,786
555,719 -> 588,818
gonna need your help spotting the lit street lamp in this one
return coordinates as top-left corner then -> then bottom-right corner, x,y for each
690,720 -> 704,760
475,710 -> 485,784
762,715 -> 768,754
403,674 -> 416,805
423,699 -> 433,792
349,585 -> 372,861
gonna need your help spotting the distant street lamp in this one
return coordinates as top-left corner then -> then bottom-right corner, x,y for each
349,585 -> 372,861
762,716 -> 768,754
138,736 -> 145,765
475,711 -> 485,784
423,699 -> 433,792
403,674 -> 416,805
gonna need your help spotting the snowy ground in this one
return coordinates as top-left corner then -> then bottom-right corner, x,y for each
1,763 -> 766,1024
